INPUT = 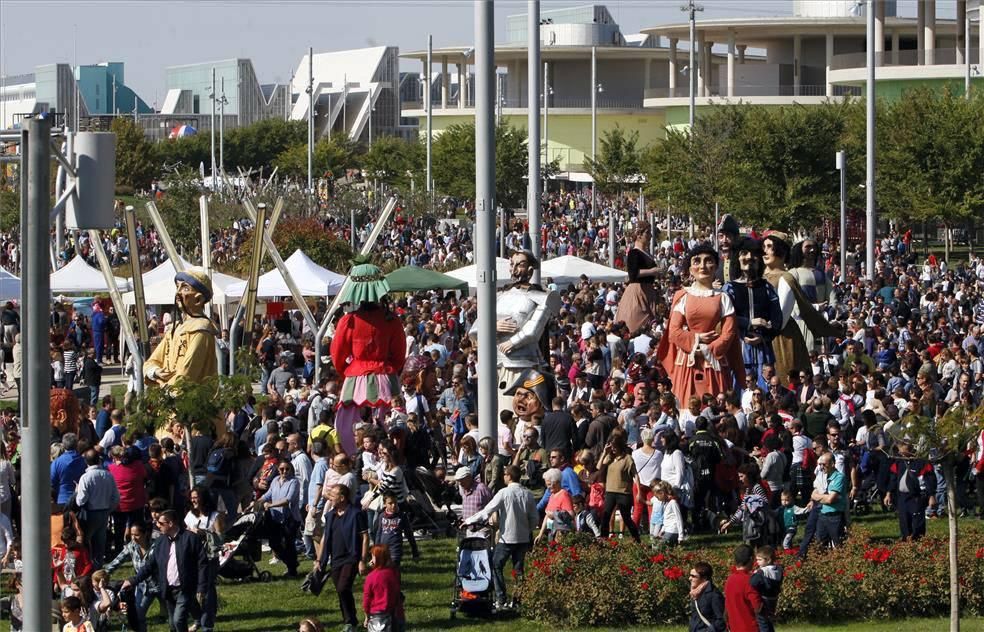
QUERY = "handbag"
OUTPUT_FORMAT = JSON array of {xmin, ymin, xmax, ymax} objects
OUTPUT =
[
  {"xmin": 301, "ymin": 566, "xmax": 328, "ymax": 596},
  {"xmin": 361, "ymin": 488, "xmax": 384, "ymax": 512},
  {"xmin": 367, "ymin": 613, "xmax": 392, "ymax": 632}
]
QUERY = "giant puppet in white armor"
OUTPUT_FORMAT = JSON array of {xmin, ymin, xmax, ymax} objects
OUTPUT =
[{"xmin": 470, "ymin": 250, "xmax": 560, "ymax": 413}]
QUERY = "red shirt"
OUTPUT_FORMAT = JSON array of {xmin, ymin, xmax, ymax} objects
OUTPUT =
[
  {"xmin": 330, "ymin": 308, "xmax": 406, "ymax": 377},
  {"xmin": 724, "ymin": 568, "xmax": 762, "ymax": 632},
  {"xmin": 109, "ymin": 460, "xmax": 148, "ymax": 513},
  {"xmin": 362, "ymin": 566, "xmax": 402, "ymax": 618}
]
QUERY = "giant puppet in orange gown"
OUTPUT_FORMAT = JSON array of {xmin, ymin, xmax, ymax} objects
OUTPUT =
[{"xmin": 656, "ymin": 244, "xmax": 744, "ymax": 409}]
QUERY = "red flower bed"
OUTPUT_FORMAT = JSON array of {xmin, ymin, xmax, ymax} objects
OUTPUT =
[{"xmin": 516, "ymin": 531, "xmax": 984, "ymax": 627}]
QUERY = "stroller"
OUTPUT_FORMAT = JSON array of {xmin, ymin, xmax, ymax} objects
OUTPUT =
[
  {"xmin": 218, "ymin": 510, "xmax": 272, "ymax": 583},
  {"xmin": 450, "ymin": 525, "xmax": 495, "ymax": 620}
]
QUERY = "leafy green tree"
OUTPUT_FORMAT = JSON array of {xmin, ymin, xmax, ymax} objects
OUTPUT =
[
  {"xmin": 0, "ymin": 190, "xmax": 19, "ymax": 231},
  {"xmin": 362, "ymin": 136, "xmax": 425, "ymax": 191},
  {"xmin": 111, "ymin": 118, "xmax": 157, "ymax": 192},
  {"xmin": 878, "ymin": 88, "xmax": 984, "ymax": 251},
  {"xmin": 585, "ymin": 125, "xmax": 641, "ymax": 199},
  {"xmin": 229, "ymin": 217, "xmax": 354, "ymax": 276},
  {"xmin": 154, "ymin": 133, "xmax": 210, "ymax": 176},
  {"xmin": 273, "ymin": 137, "xmax": 360, "ymax": 182},
  {"xmin": 222, "ymin": 119, "xmax": 307, "ymax": 172},
  {"xmin": 432, "ymin": 122, "xmax": 543, "ymax": 208}
]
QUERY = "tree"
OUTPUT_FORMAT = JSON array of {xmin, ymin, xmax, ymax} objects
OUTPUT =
[
  {"xmin": 362, "ymin": 136, "xmax": 425, "ymax": 191},
  {"xmin": 229, "ymin": 216, "xmax": 354, "ymax": 277},
  {"xmin": 585, "ymin": 125, "xmax": 641, "ymax": 199},
  {"xmin": 111, "ymin": 117, "xmax": 156, "ymax": 192},
  {"xmin": 222, "ymin": 118, "xmax": 307, "ymax": 172},
  {"xmin": 272, "ymin": 137, "xmax": 360, "ymax": 182},
  {"xmin": 895, "ymin": 403, "xmax": 984, "ymax": 632},
  {"xmin": 878, "ymin": 88, "xmax": 984, "ymax": 259},
  {"xmin": 431, "ymin": 122, "xmax": 542, "ymax": 208}
]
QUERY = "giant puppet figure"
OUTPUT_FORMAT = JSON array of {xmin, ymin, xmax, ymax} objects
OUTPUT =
[
  {"xmin": 144, "ymin": 267, "xmax": 218, "ymax": 388},
  {"xmin": 331, "ymin": 258, "xmax": 406, "ymax": 455},
  {"xmin": 657, "ymin": 244, "xmax": 744, "ymax": 408},
  {"xmin": 470, "ymin": 250, "xmax": 560, "ymax": 414},
  {"xmin": 723, "ymin": 238, "xmax": 783, "ymax": 390},
  {"xmin": 761, "ymin": 232, "xmax": 843, "ymax": 385},
  {"xmin": 789, "ymin": 237, "xmax": 833, "ymax": 352},
  {"xmin": 714, "ymin": 214, "xmax": 741, "ymax": 287}
]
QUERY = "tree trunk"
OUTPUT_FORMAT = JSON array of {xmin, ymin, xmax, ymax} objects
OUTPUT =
[
  {"xmin": 183, "ymin": 428, "xmax": 196, "ymax": 493},
  {"xmin": 944, "ymin": 224, "xmax": 951, "ymax": 266},
  {"xmin": 945, "ymin": 457, "xmax": 960, "ymax": 632}
]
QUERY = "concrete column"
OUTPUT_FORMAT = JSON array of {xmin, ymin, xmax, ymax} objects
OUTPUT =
[
  {"xmin": 957, "ymin": 0, "xmax": 966, "ymax": 64},
  {"xmin": 826, "ymin": 32, "xmax": 835, "ymax": 96},
  {"xmin": 917, "ymin": 0, "xmax": 925, "ymax": 65},
  {"xmin": 696, "ymin": 30, "xmax": 706, "ymax": 96},
  {"xmin": 925, "ymin": 0, "xmax": 936, "ymax": 65},
  {"xmin": 980, "ymin": 13, "xmax": 984, "ymax": 74},
  {"xmin": 645, "ymin": 58, "xmax": 652, "ymax": 92},
  {"xmin": 457, "ymin": 62, "xmax": 465, "ymax": 108},
  {"xmin": 703, "ymin": 40, "xmax": 714, "ymax": 96},
  {"xmin": 874, "ymin": 0, "xmax": 885, "ymax": 66},
  {"xmin": 793, "ymin": 34, "xmax": 802, "ymax": 96},
  {"xmin": 441, "ymin": 57, "xmax": 449, "ymax": 109},
  {"xmin": 669, "ymin": 38, "xmax": 678, "ymax": 97},
  {"xmin": 727, "ymin": 30, "xmax": 735, "ymax": 98},
  {"xmin": 422, "ymin": 58, "xmax": 428, "ymax": 103},
  {"xmin": 738, "ymin": 44, "xmax": 747, "ymax": 64},
  {"xmin": 891, "ymin": 30, "xmax": 900, "ymax": 65}
]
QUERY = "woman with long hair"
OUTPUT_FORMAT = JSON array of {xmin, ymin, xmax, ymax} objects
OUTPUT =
[
  {"xmin": 185, "ymin": 485, "xmax": 225, "ymax": 632},
  {"xmin": 367, "ymin": 440, "xmax": 420, "ymax": 560},
  {"xmin": 598, "ymin": 428, "xmax": 641, "ymax": 542}
]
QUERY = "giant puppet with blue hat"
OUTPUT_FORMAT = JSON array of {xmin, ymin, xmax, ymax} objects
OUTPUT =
[
  {"xmin": 144, "ymin": 266, "xmax": 219, "ymax": 388},
  {"xmin": 330, "ymin": 256, "xmax": 407, "ymax": 454}
]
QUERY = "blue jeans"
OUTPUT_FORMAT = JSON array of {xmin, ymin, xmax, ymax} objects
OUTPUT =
[
  {"xmin": 491, "ymin": 542, "xmax": 529, "ymax": 604},
  {"xmin": 797, "ymin": 504, "xmax": 821, "ymax": 558},
  {"xmin": 164, "ymin": 586, "xmax": 201, "ymax": 632},
  {"xmin": 260, "ymin": 365, "xmax": 272, "ymax": 395},
  {"xmin": 817, "ymin": 512, "xmax": 845, "ymax": 548},
  {"xmin": 88, "ymin": 384, "xmax": 99, "ymax": 406},
  {"xmin": 124, "ymin": 582, "xmax": 157, "ymax": 632}
]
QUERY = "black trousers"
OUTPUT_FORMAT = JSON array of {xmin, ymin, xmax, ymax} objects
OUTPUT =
[
  {"xmin": 331, "ymin": 562, "xmax": 359, "ymax": 625},
  {"xmin": 266, "ymin": 515, "xmax": 298, "ymax": 573},
  {"xmin": 601, "ymin": 491, "xmax": 640, "ymax": 542},
  {"xmin": 897, "ymin": 492, "xmax": 927, "ymax": 540}
]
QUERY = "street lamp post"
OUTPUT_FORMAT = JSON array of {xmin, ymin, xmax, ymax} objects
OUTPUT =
[
  {"xmin": 528, "ymin": 0, "xmax": 542, "ymax": 283},
  {"xmin": 967, "ymin": 2, "xmax": 979, "ymax": 98},
  {"xmin": 682, "ymin": 1, "xmax": 703, "ymax": 128},
  {"xmin": 837, "ymin": 150, "xmax": 847, "ymax": 283},
  {"xmin": 865, "ymin": 0, "xmax": 876, "ymax": 280},
  {"xmin": 219, "ymin": 77, "xmax": 227, "ymax": 196},
  {"xmin": 543, "ymin": 61, "xmax": 551, "ymax": 198},
  {"xmin": 210, "ymin": 68, "xmax": 217, "ymax": 193}
]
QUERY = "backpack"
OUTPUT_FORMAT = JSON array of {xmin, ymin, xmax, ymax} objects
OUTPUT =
[
  {"xmin": 689, "ymin": 434, "xmax": 721, "ymax": 484},
  {"xmin": 801, "ymin": 446, "xmax": 818, "ymax": 472},
  {"xmin": 206, "ymin": 448, "xmax": 232, "ymax": 483}
]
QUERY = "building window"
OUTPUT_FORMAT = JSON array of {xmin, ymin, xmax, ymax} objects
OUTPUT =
[{"xmin": 95, "ymin": 84, "xmax": 100, "ymax": 95}]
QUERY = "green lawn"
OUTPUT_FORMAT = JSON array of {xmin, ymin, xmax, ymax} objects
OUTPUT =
[{"xmin": 131, "ymin": 511, "xmax": 984, "ymax": 632}]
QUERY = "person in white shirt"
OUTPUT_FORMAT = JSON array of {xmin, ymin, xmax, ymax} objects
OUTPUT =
[{"xmin": 463, "ymin": 466, "xmax": 538, "ymax": 609}]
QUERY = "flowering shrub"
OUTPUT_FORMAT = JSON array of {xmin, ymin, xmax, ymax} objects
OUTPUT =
[{"xmin": 517, "ymin": 530, "xmax": 984, "ymax": 627}]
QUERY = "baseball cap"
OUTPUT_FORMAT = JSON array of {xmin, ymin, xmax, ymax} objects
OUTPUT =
[{"xmin": 454, "ymin": 467, "xmax": 472, "ymax": 481}]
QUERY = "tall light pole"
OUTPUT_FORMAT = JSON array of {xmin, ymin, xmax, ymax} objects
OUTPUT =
[
  {"xmin": 682, "ymin": 1, "xmax": 703, "ymax": 128},
  {"xmin": 837, "ymin": 150, "xmax": 847, "ymax": 283},
  {"xmin": 475, "ymin": 0, "xmax": 497, "ymax": 444},
  {"xmin": 528, "ymin": 0, "xmax": 542, "ymax": 283},
  {"xmin": 543, "ymin": 61, "xmax": 550, "ymax": 198},
  {"xmin": 219, "ymin": 77, "xmax": 227, "ymax": 195},
  {"xmin": 865, "ymin": 0, "xmax": 876, "ymax": 280},
  {"xmin": 369, "ymin": 105, "xmax": 374, "ymax": 148},
  {"xmin": 306, "ymin": 47, "xmax": 314, "ymax": 197},
  {"xmin": 967, "ymin": 2, "xmax": 979, "ymax": 99},
  {"xmin": 426, "ymin": 35, "xmax": 433, "ymax": 196},
  {"xmin": 210, "ymin": 67, "xmax": 217, "ymax": 192}
]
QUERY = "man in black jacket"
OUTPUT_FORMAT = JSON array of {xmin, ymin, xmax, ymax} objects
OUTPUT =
[
  {"xmin": 688, "ymin": 560, "xmax": 726, "ymax": 631},
  {"xmin": 541, "ymin": 396, "xmax": 576, "ymax": 454},
  {"xmin": 884, "ymin": 439, "xmax": 937, "ymax": 540},
  {"xmin": 123, "ymin": 510, "xmax": 208, "ymax": 632}
]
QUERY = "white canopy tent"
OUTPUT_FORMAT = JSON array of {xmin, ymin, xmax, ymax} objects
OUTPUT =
[
  {"xmin": 122, "ymin": 269, "xmax": 243, "ymax": 307},
  {"xmin": 0, "ymin": 268, "xmax": 19, "ymax": 302},
  {"xmin": 225, "ymin": 249, "xmax": 346, "ymax": 299},
  {"xmin": 140, "ymin": 257, "xmax": 195, "ymax": 287},
  {"xmin": 540, "ymin": 255, "xmax": 628, "ymax": 288},
  {"xmin": 445, "ymin": 257, "xmax": 513, "ymax": 289},
  {"xmin": 50, "ymin": 255, "xmax": 131, "ymax": 294}
]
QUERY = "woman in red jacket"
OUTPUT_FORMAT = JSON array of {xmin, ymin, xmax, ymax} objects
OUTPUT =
[
  {"xmin": 362, "ymin": 544, "xmax": 403, "ymax": 632},
  {"xmin": 331, "ymin": 259, "xmax": 406, "ymax": 455},
  {"xmin": 108, "ymin": 445, "xmax": 149, "ymax": 555}
]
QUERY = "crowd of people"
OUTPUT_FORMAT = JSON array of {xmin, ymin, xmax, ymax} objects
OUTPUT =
[{"xmin": 0, "ymin": 187, "xmax": 982, "ymax": 632}]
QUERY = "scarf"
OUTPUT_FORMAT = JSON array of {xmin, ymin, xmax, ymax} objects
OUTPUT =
[{"xmin": 689, "ymin": 580, "xmax": 709, "ymax": 601}]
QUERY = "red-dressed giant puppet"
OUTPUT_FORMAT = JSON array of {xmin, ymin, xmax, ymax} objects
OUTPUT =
[{"xmin": 330, "ymin": 258, "xmax": 406, "ymax": 454}]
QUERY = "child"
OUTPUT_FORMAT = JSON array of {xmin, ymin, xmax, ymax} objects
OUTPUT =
[
  {"xmin": 571, "ymin": 494, "xmax": 601, "ymax": 538},
  {"xmin": 373, "ymin": 493, "xmax": 406, "ymax": 568},
  {"xmin": 778, "ymin": 490, "xmax": 810, "ymax": 550},
  {"xmin": 648, "ymin": 486, "xmax": 666, "ymax": 546},
  {"xmin": 750, "ymin": 545, "xmax": 784, "ymax": 632},
  {"xmin": 60, "ymin": 596, "xmax": 95, "ymax": 632},
  {"xmin": 652, "ymin": 481, "xmax": 683, "ymax": 546}
]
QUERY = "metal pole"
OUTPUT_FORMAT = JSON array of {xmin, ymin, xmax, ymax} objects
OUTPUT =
[
  {"xmin": 837, "ymin": 150, "xmax": 847, "ymax": 283},
  {"xmin": 688, "ymin": 2, "xmax": 697, "ymax": 128},
  {"xmin": 210, "ymin": 68, "xmax": 217, "ymax": 192},
  {"xmin": 500, "ymin": 206, "xmax": 506, "ymax": 258},
  {"xmin": 307, "ymin": 47, "xmax": 314, "ymax": 196},
  {"xmin": 528, "ymin": 0, "xmax": 541, "ymax": 283},
  {"xmin": 351, "ymin": 208, "xmax": 356, "ymax": 250},
  {"xmin": 220, "ymin": 77, "xmax": 225, "ymax": 194},
  {"xmin": 475, "ymin": 0, "xmax": 497, "ymax": 444},
  {"xmin": 22, "ymin": 115, "xmax": 53, "ymax": 632},
  {"xmin": 125, "ymin": 205, "xmax": 150, "ymax": 356},
  {"xmin": 713, "ymin": 201, "xmax": 719, "ymax": 250},
  {"xmin": 966, "ymin": 6, "xmax": 973, "ymax": 98},
  {"xmin": 426, "ymin": 35, "xmax": 433, "ymax": 194},
  {"xmin": 865, "ymin": 0, "xmax": 876, "ymax": 280},
  {"xmin": 543, "ymin": 61, "xmax": 549, "ymax": 198}
]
